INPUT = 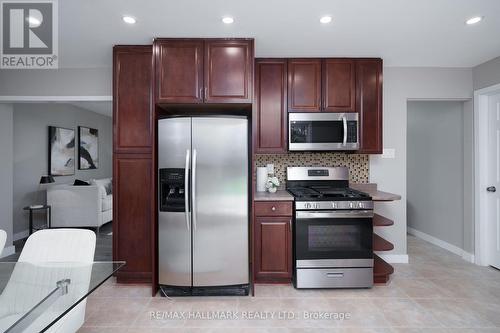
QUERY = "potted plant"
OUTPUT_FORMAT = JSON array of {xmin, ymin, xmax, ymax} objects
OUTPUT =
[{"xmin": 266, "ymin": 176, "xmax": 280, "ymax": 193}]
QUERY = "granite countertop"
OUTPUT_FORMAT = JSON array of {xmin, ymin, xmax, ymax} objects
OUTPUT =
[
  {"xmin": 253, "ymin": 184, "xmax": 400, "ymax": 202},
  {"xmin": 254, "ymin": 189, "xmax": 294, "ymax": 201},
  {"xmin": 350, "ymin": 183, "xmax": 402, "ymax": 201}
]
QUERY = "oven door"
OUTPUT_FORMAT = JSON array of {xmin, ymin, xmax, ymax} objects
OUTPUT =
[
  {"xmin": 289, "ymin": 113, "xmax": 359, "ymax": 151},
  {"xmin": 295, "ymin": 210, "xmax": 373, "ymax": 268}
]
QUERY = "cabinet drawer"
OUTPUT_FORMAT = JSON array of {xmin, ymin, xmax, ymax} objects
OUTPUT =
[{"xmin": 255, "ymin": 201, "xmax": 292, "ymax": 216}]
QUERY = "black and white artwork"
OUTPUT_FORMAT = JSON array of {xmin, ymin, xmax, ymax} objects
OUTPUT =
[
  {"xmin": 78, "ymin": 126, "xmax": 99, "ymax": 170},
  {"xmin": 48, "ymin": 126, "xmax": 75, "ymax": 176}
]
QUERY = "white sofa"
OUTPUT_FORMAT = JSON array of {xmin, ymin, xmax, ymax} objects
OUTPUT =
[{"xmin": 47, "ymin": 178, "xmax": 112, "ymax": 230}]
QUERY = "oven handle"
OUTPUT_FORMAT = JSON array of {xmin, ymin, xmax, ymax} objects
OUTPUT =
[{"xmin": 296, "ymin": 210, "xmax": 374, "ymax": 219}]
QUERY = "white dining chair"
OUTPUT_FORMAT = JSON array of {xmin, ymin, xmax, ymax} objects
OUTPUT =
[
  {"xmin": 18, "ymin": 228, "xmax": 96, "ymax": 263},
  {"xmin": 0, "ymin": 230, "xmax": 6, "ymax": 256},
  {"xmin": 0, "ymin": 229, "xmax": 96, "ymax": 333}
]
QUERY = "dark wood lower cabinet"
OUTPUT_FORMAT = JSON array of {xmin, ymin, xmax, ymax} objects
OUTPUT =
[
  {"xmin": 113, "ymin": 154, "xmax": 153, "ymax": 283},
  {"xmin": 254, "ymin": 202, "xmax": 293, "ymax": 283}
]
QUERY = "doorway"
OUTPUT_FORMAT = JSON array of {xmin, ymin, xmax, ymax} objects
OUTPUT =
[
  {"xmin": 475, "ymin": 84, "xmax": 500, "ymax": 269},
  {"xmin": 407, "ymin": 100, "xmax": 474, "ymax": 261},
  {"xmin": 0, "ymin": 96, "xmax": 113, "ymax": 262}
]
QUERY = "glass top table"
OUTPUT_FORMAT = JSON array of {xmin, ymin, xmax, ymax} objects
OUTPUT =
[{"xmin": 0, "ymin": 261, "xmax": 125, "ymax": 333}]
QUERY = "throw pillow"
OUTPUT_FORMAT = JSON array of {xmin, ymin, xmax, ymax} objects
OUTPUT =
[
  {"xmin": 74, "ymin": 179, "xmax": 90, "ymax": 186},
  {"xmin": 105, "ymin": 181, "xmax": 112, "ymax": 195}
]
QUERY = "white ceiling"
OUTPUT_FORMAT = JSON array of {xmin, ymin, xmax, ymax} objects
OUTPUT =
[
  {"xmin": 69, "ymin": 101, "xmax": 112, "ymax": 117},
  {"xmin": 59, "ymin": 0, "xmax": 500, "ymax": 68}
]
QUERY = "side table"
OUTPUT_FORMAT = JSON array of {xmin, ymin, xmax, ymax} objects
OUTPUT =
[{"xmin": 23, "ymin": 205, "xmax": 51, "ymax": 235}]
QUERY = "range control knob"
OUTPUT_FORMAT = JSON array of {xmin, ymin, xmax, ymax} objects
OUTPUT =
[
  {"xmin": 357, "ymin": 202, "xmax": 363, "ymax": 208},
  {"xmin": 332, "ymin": 202, "xmax": 337, "ymax": 209},
  {"xmin": 349, "ymin": 202, "xmax": 354, "ymax": 209},
  {"xmin": 305, "ymin": 203, "xmax": 311, "ymax": 209},
  {"xmin": 314, "ymin": 203, "xmax": 320, "ymax": 209}
]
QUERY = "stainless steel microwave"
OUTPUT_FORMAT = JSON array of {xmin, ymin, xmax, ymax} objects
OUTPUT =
[{"xmin": 288, "ymin": 113, "xmax": 359, "ymax": 151}]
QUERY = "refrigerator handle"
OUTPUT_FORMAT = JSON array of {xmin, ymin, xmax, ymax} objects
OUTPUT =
[
  {"xmin": 192, "ymin": 149, "xmax": 197, "ymax": 231},
  {"xmin": 184, "ymin": 149, "xmax": 190, "ymax": 231}
]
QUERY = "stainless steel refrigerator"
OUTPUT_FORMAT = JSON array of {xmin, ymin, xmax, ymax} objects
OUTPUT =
[{"xmin": 158, "ymin": 116, "xmax": 249, "ymax": 296}]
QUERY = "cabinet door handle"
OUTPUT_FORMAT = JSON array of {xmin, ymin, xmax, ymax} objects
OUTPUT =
[
  {"xmin": 199, "ymin": 87, "xmax": 203, "ymax": 100},
  {"xmin": 271, "ymin": 206, "xmax": 276, "ymax": 211},
  {"xmin": 289, "ymin": 219, "xmax": 292, "ymax": 231}
]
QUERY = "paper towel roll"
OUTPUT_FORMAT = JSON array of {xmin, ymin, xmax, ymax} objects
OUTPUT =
[
  {"xmin": 266, "ymin": 163, "xmax": 275, "ymax": 175},
  {"xmin": 256, "ymin": 167, "xmax": 268, "ymax": 192}
]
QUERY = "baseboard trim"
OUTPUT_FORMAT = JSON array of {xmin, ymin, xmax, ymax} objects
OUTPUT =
[
  {"xmin": 13, "ymin": 230, "xmax": 29, "ymax": 241},
  {"xmin": 461, "ymin": 252, "xmax": 476, "ymax": 263},
  {"xmin": 408, "ymin": 227, "xmax": 475, "ymax": 263},
  {"xmin": 376, "ymin": 254, "xmax": 409, "ymax": 264},
  {"xmin": 0, "ymin": 245, "xmax": 15, "ymax": 258}
]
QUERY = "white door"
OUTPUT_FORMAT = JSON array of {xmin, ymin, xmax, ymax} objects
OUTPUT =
[{"xmin": 488, "ymin": 93, "xmax": 500, "ymax": 269}]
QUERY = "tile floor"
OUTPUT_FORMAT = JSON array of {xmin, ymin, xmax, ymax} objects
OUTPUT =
[{"xmin": 79, "ymin": 235, "xmax": 500, "ymax": 332}]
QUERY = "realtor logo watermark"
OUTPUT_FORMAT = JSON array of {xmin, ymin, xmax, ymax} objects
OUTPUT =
[{"xmin": 1, "ymin": 0, "xmax": 58, "ymax": 68}]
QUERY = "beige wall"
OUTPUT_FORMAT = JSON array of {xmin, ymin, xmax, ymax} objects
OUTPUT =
[
  {"xmin": 370, "ymin": 67, "xmax": 473, "ymax": 258},
  {"xmin": 0, "ymin": 104, "xmax": 14, "ymax": 257},
  {"xmin": 0, "ymin": 68, "xmax": 111, "ymax": 97},
  {"xmin": 473, "ymin": 56, "xmax": 500, "ymax": 90}
]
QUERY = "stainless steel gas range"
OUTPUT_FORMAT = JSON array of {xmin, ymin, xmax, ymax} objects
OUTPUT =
[{"xmin": 286, "ymin": 167, "xmax": 374, "ymax": 289}]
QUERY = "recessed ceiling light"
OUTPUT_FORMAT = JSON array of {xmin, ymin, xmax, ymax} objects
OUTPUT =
[
  {"xmin": 466, "ymin": 16, "xmax": 483, "ymax": 25},
  {"xmin": 122, "ymin": 16, "xmax": 136, "ymax": 24},
  {"xmin": 28, "ymin": 16, "xmax": 41, "ymax": 27},
  {"xmin": 320, "ymin": 16, "xmax": 332, "ymax": 24},
  {"xmin": 222, "ymin": 16, "xmax": 234, "ymax": 24}
]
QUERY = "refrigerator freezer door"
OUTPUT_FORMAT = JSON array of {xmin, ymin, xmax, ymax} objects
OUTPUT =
[
  {"xmin": 192, "ymin": 117, "xmax": 249, "ymax": 287},
  {"xmin": 158, "ymin": 117, "xmax": 192, "ymax": 287}
]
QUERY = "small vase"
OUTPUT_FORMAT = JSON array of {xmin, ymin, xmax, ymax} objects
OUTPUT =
[{"xmin": 268, "ymin": 187, "xmax": 277, "ymax": 193}]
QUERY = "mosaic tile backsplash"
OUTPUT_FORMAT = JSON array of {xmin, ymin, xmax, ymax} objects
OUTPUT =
[{"xmin": 255, "ymin": 153, "xmax": 369, "ymax": 184}]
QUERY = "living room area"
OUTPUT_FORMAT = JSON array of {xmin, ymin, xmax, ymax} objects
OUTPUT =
[{"xmin": 0, "ymin": 101, "xmax": 113, "ymax": 261}]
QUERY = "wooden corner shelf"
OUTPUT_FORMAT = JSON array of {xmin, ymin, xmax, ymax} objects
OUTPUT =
[
  {"xmin": 374, "ymin": 254, "xmax": 394, "ymax": 284},
  {"xmin": 373, "ymin": 213, "xmax": 394, "ymax": 227},
  {"xmin": 373, "ymin": 233, "xmax": 394, "ymax": 251}
]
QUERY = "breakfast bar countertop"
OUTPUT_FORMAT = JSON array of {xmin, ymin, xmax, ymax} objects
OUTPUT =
[{"xmin": 350, "ymin": 183, "xmax": 402, "ymax": 201}]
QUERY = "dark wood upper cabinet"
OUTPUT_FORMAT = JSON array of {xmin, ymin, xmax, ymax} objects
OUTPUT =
[
  {"xmin": 254, "ymin": 216, "xmax": 292, "ymax": 282},
  {"xmin": 356, "ymin": 59, "xmax": 383, "ymax": 154},
  {"xmin": 155, "ymin": 40, "xmax": 204, "ymax": 104},
  {"xmin": 204, "ymin": 39, "xmax": 253, "ymax": 103},
  {"xmin": 323, "ymin": 59, "xmax": 356, "ymax": 112},
  {"xmin": 113, "ymin": 46, "xmax": 153, "ymax": 153},
  {"xmin": 287, "ymin": 59, "xmax": 322, "ymax": 112},
  {"xmin": 154, "ymin": 38, "xmax": 253, "ymax": 105},
  {"xmin": 254, "ymin": 59, "xmax": 287, "ymax": 153}
]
